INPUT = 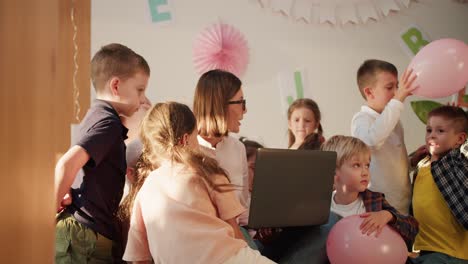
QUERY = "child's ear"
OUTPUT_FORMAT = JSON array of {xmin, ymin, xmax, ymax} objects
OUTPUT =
[
  {"xmin": 333, "ymin": 168, "xmax": 340, "ymax": 183},
  {"xmin": 179, "ymin": 133, "xmax": 189, "ymax": 146},
  {"xmin": 363, "ymin": 86, "xmax": 373, "ymax": 99},
  {"xmin": 126, "ymin": 167, "xmax": 136, "ymax": 184},
  {"xmin": 456, "ymin": 132, "xmax": 467, "ymax": 147},
  {"xmin": 109, "ymin": 77, "xmax": 120, "ymax": 96}
]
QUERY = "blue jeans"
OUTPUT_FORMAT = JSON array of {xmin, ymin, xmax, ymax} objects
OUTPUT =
[
  {"xmin": 411, "ymin": 252, "xmax": 468, "ymax": 264},
  {"xmin": 260, "ymin": 212, "xmax": 342, "ymax": 264}
]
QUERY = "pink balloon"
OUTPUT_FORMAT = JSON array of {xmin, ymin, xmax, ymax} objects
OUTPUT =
[
  {"xmin": 326, "ymin": 215, "xmax": 407, "ymax": 264},
  {"xmin": 408, "ymin": 38, "xmax": 468, "ymax": 99}
]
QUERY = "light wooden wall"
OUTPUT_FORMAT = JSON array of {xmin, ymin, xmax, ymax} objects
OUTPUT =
[
  {"xmin": 0, "ymin": 0, "xmax": 90, "ymax": 262},
  {"xmin": 56, "ymin": 0, "xmax": 91, "ymax": 153}
]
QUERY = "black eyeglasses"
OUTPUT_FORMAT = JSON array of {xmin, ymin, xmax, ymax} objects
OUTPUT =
[{"xmin": 228, "ymin": 99, "xmax": 246, "ymax": 111}]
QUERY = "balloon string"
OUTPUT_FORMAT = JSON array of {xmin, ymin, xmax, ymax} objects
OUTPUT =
[{"xmin": 71, "ymin": 0, "xmax": 81, "ymax": 122}]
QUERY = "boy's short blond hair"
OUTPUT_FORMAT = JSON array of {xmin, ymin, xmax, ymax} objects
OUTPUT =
[
  {"xmin": 91, "ymin": 43, "xmax": 150, "ymax": 93},
  {"xmin": 321, "ymin": 135, "xmax": 370, "ymax": 168},
  {"xmin": 356, "ymin": 59, "xmax": 398, "ymax": 99}
]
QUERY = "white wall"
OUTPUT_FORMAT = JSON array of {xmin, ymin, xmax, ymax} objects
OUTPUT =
[{"xmin": 91, "ymin": 0, "xmax": 468, "ymax": 152}]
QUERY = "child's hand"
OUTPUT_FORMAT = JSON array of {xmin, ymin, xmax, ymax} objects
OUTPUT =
[
  {"xmin": 122, "ymin": 96, "xmax": 152, "ymax": 142},
  {"xmin": 255, "ymin": 227, "xmax": 282, "ymax": 243},
  {"xmin": 359, "ymin": 210, "xmax": 394, "ymax": 237},
  {"xmin": 394, "ymin": 68, "xmax": 418, "ymax": 102},
  {"xmin": 57, "ymin": 191, "xmax": 72, "ymax": 213},
  {"xmin": 410, "ymin": 145, "xmax": 428, "ymax": 167}
]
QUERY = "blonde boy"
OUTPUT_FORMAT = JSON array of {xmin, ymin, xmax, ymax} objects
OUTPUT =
[
  {"xmin": 412, "ymin": 106, "xmax": 467, "ymax": 263},
  {"xmin": 351, "ymin": 59, "xmax": 417, "ymax": 215},
  {"xmin": 322, "ymin": 135, "xmax": 418, "ymax": 248},
  {"xmin": 55, "ymin": 43, "xmax": 150, "ymax": 263}
]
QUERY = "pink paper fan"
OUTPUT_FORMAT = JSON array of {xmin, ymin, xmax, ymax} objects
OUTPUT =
[{"xmin": 193, "ymin": 22, "xmax": 249, "ymax": 77}]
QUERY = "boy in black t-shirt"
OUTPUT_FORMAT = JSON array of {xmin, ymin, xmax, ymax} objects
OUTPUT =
[{"xmin": 54, "ymin": 43, "xmax": 150, "ymax": 263}]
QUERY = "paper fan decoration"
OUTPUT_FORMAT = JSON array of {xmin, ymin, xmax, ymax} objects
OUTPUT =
[
  {"xmin": 255, "ymin": 0, "xmax": 414, "ymax": 25},
  {"xmin": 193, "ymin": 22, "xmax": 249, "ymax": 77}
]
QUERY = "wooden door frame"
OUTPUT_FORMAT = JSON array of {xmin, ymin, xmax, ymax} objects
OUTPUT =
[{"xmin": 0, "ymin": 1, "xmax": 90, "ymax": 262}]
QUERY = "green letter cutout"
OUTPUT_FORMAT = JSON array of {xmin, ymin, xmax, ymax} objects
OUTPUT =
[
  {"xmin": 287, "ymin": 71, "xmax": 305, "ymax": 105},
  {"xmin": 401, "ymin": 27, "xmax": 429, "ymax": 55},
  {"xmin": 148, "ymin": 0, "xmax": 171, "ymax": 23}
]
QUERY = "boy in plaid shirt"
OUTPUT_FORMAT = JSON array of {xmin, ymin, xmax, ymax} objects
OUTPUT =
[
  {"xmin": 412, "ymin": 106, "xmax": 467, "ymax": 263},
  {"xmin": 321, "ymin": 135, "xmax": 419, "ymax": 249}
]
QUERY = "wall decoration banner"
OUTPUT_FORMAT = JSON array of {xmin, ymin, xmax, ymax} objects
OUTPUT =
[
  {"xmin": 148, "ymin": 0, "xmax": 173, "ymax": 24},
  {"xmin": 255, "ymin": 0, "xmax": 414, "ymax": 25},
  {"xmin": 193, "ymin": 22, "xmax": 249, "ymax": 77},
  {"xmin": 278, "ymin": 69, "xmax": 307, "ymax": 115},
  {"xmin": 399, "ymin": 24, "xmax": 430, "ymax": 58}
]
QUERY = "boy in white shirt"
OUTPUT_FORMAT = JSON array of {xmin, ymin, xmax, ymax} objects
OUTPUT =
[{"xmin": 351, "ymin": 59, "xmax": 417, "ymax": 215}]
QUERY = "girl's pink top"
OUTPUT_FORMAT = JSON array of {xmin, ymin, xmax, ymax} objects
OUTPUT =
[{"xmin": 123, "ymin": 161, "xmax": 247, "ymax": 263}]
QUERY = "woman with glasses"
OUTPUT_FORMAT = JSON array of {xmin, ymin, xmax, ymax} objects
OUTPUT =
[{"xmin": 193, "ymin": 69, "xmax": 251, "ymax": 226}]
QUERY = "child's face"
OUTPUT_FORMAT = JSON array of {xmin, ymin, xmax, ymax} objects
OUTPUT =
[
  {"xmin": 366, "ymin": 71, "xmax": 398, "ymax": 113},
  {"xmin": 115, "ymin": 71, "xmax": 149, "ymax": 117},
  {"xmin": 227, "ymin": 88, "xmax": 246, "ymax": 133},
  {"xmin": 335, "ymin": 153, "xmax": 370, "ymax": 194},
  {"xmin": 426, "ymin": 116, "xmax": 466, "ymax": 159},
  {"xmin": 288, "ymin": 107, "xmax": 318, "ymax": 143},
  {"xmin": 123, "ymin": 96, "xmax": 151, "ymax": 143},
  {"xmin": 247, "ymin": 154, "xmax": 256, "ymax": 192}
]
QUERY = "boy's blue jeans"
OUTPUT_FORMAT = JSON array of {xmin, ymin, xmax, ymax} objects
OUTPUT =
[
  {"xmin": 55, "ymin": 212, "xmax": 113, "ymax": 264},
  {"xmin": 411, "ymin": 252, "xmax": 468, "ymax": 264}
]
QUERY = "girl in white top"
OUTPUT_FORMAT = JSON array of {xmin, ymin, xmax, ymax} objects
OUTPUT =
[
  {"xmin": 122, "ymin": 102, "xmax": 274, "ymax": 264},
  {"xmin": 287, "ymin": 98, "xmax": 324, "ymax": 150},
  {"xmin": 193, "ymin": 69, "xmax": 250, "ymax": 225}
]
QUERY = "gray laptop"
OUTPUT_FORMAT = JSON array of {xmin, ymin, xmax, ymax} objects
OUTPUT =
[{"xmin": 248, "ymin": 148, "xmax": 336, "ymax": 228}]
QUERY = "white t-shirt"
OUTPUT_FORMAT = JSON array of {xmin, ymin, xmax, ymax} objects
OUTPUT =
[
  {"xmin": 198, "ymin": 135, "xmax": 250, "ymax": 225},
  {"xmin": 330, "ymin": 191, "xmax": 366, "ymax": 218},
  {"xmin": 351, "ymin": 99, "xmax": 411, "ymax": 215}
]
